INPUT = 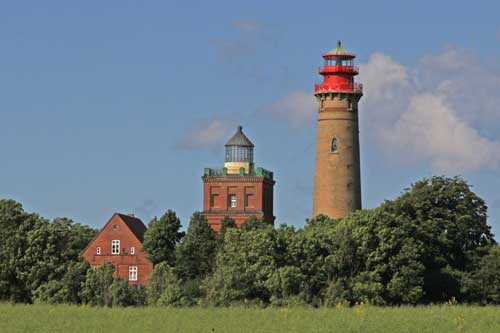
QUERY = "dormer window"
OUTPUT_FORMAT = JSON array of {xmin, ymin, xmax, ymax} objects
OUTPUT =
[
  {"xmin": 130, "ymin": 247, "xmax": 135, "ymax": 255},
  {"xmin": 111, "ymin": 240, "xmax": 120, "ymax": 255},
  {"xmin": 96, "ymin": 246, "xmax": 101, "ymax": 255}
]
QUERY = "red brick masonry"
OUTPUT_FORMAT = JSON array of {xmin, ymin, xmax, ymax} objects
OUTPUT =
[
  {"xmin": 202, "ymin": 176, "xmax": 275, "ymax": 231},
  {"xmin": 81, "ymin": 213, "xmax": 153, "ymax": 286}
]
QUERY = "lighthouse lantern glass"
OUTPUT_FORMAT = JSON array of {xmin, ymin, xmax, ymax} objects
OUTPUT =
[
  {"xmin": 226, "ymin": 146, "xmax": 253, "ymax": 163},
  {"xmin": 324, "ymin": 58, "xmax": 353, "ymax": 67}
]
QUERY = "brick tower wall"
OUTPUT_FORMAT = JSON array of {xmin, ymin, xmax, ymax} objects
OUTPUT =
[
  {"xmin": 202, "ymin": 176, "xmax": 275, "ymax": 231},
  {"xmin": 313, "ymin": 93, "xmax": 361, "ymax": 219}
]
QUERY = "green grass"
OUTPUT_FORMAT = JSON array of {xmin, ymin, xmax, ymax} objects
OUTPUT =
[{"xmin": 0, "ymin": 304, "xmax": 499, "ymax": 333}]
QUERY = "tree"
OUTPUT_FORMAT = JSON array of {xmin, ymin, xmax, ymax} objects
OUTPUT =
[
  {"xmin": 291, "ymin": 215, "xmax": 340, "ymax": 304},
  {"xmin": 318, "ymin": 176, "xmax": 494, "ymax": 305},
  {"xmin": 220, "ymin": 216, "xmax": 236, "ymax": 236},
  {"xmin": 0, "ymin": 199, "xmax": 97, "ymax": 303},
  {"xmin": 176, "ymin": 212, "xmax": 217, "ymax": 281},
  {"xmin": 380, "ymin": 176, "xmax": 495, "ymax": 302},
  {"xmin": 33, "ymin": 261, "xmax": 90, "ymax": 304},
  {"xmin": 143, "ymin": 210, "xmax": 184, "ymax": 265},
  {"xmin": 129, "ymin": 285, "xmax": 147, "ymax": 306},
  {"xmin": 340, "ymin": 209, "xmax": 425, "ymax": 305},
  {"xmin": 110, "ymin": 278, "xmax": 133, "ymax": 307},
  {"xmin": 241, "ymin": 215, "xmax": 268, "ymax": 231},
  {"xmin": 0, "ymin": 199, "xmax": 36, "ymax": 302},
  {"xmin": 266, "ymin": 266, "xmax": 306, "ymax": 305},
  {"xmin": 2, "ymin": 174, "xmax": 498, "ymax": 306},
  {"xmin": 147, "ymin": 262, "xmax": 188, "ymax": 306},
  {"xmin": 80, "ymin": 262, "xmax": 115, "ymax": 307},
  {"xmin": 204, "ymin": 225, "xmax": 277, "ymax": 305},
  {"xmin": 463, "ymin": 246, "xmax": 500, "ymax": 304},
  {"xmin": 109, "ymin": 277, "xmax": 147, "ymax": 307}
]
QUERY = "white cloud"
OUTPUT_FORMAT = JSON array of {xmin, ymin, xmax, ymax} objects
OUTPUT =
[
  {"xmin": 359, "ymin": 47, "xmax": 500, "ymax": 173},
  {"xmin": 260, "ymin": 91, "xmax": 316, "ymax": 128},
  {"xmin": 420, "ymin": 46, "xmax": 474, "ymax": 73},
  {"xmin": 383, "ymin": 94, "xmax": 500, "ymax": 172},
  {"xmin": 417, "ymin": 47, "xmax": 500, "ymax": 127},
  {"xmin": 359, "ymin": 53, "xmax": 410, "ymax": 101},
  {"xmin": 176, "ymin": 116, "xmax": 238, "ymax": 151}
]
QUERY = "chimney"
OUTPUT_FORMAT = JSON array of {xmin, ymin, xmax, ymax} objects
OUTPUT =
[{"xmin": 128, "ymin": 213, "xmax": 135, "ymax": 217}]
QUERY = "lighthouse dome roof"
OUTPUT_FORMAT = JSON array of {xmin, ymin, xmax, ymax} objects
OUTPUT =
[
  {"xmin": 324, "ymin": 40, "xmax": 355, "ymax": 58},
  {"xmin": 225, "ymin": 125, "xmax": 254, "ymax": 147}
]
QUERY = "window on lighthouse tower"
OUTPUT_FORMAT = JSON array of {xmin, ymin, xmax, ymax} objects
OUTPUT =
[{"xmin": 331, "ymin": 138, "xmax": 338, "ymax": 153}]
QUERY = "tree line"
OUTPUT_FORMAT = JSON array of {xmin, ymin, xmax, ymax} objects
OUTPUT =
[{"xmin": 1, "ymin": 176, "xmax": 499, "ymax": 307}]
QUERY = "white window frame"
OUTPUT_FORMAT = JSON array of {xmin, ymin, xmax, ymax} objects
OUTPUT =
[
  {"xmin": 96, "ymin": 246, "xmax": 101, "ymax": 255},
  {"xmin": 230, "ymin": 194, "xmax": 237, "ymax": 208},
  {"xmin": 111, "ymin": 240, "xmax": 120, "ymax": 255},
  {"xmin": 128, "ymin": 266, "xmax": 138, "ymax": 281},
  {"xmin": 130, "ymin": 247, "xmax": 135, "ymax": 255}
]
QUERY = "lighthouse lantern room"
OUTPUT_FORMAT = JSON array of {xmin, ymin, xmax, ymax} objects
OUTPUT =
[{"xmin": 314, "ymin": 40, "xmax": 363, "ymax": 94}]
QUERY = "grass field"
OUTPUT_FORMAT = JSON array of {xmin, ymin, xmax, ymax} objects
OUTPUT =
[{"xmin": 1, "ymin": 304, "xmax": 499, "ymax": 332}]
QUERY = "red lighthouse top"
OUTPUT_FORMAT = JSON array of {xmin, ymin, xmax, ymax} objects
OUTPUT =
[{"xmin": 314, "ymin": 41, "xmax": 363, "ymax": 95}]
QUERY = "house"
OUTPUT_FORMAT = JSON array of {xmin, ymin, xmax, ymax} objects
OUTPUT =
[{"xmin": 81, "ymin": 213, "xmax": 153, "ymax": 286}]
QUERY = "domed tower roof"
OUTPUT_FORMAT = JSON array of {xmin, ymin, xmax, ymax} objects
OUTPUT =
[
  {"xmin": 225, "ymin": 125, "xmax": 254, "ymax": 148},
  {"xmin": 324, "ymin": 40, "xmax": 355, "ymax": 58}
]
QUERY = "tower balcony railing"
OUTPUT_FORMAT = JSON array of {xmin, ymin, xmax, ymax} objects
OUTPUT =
[
  {"xmin": 314, "ymin": 82, "xmax": 363, "ymax": 94},
  {"xmin": 318, "ymin": 65, "xmax": 359, "ymax": 74}
]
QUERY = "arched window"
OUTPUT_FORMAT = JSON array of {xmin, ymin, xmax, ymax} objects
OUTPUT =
[{"xmin": 331, "ymin": 138, "xmax": 338, "ymax": 153}]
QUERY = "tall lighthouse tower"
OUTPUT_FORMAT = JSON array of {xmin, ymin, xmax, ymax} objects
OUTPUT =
[{"xmin": 312, "ymin": 41, "xmax": 363, "ymax": 219}]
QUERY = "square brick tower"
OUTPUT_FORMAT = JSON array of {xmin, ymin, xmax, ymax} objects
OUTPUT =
[{"xmin": 202, "ymin": 125, "xmax": 275, "ymax": 231}]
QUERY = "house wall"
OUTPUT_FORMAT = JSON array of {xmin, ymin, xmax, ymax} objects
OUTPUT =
[{"xmin": 81, "ymin": 214, "xmax": 153, "ymax": 286}]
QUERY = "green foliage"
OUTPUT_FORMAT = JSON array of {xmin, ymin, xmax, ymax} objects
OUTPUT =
[
  {"xmin": 204, "ymin": 225, "xmax": 277, "ymax": 305},
  {"xmin": 110, "ymin": 278, "xmax": 133, "ymax": 307},
  {"xmin": 463, "ymin": 246, "xmax": 500, "ymax": 304},
  {"xmin": 143, "ymin": 210, "xmax": 184, "ymax": 265},
  {"xmin": 175, "ymin": 212, "xmax": 217, "ymax": 280},
  {"xmin": 79, "ymin": 262, "xmax": 144, "ymax": 307},
  {"xmin": 80, "ymin": 262, "xmax": 115, "ymax": 307},
  {"xmin": 109, "ymin": 278, "xmax": 146, "ymax": 307},
  {"xmin": 147, "ymin": 262, "xmax": 193, "ymax": 306},
  {"xmin": 0, "ymin": 199, "xmax": 97, "ymax": 303},
  {"xmin": 220, "ymin": 216, "xmax": 236, "ymax": 236},
  {"xmin": 146, "ymin": 262, "xmax": 173, "ymax": 305},
  {"xmin": 33, "ymin": 261, "xmax": 90, "ymax": 304},
  {"xmin": 241, "ymin": 215, "xmax": 268, "ymax": 231},
  {"xmin": 129, "ymin": 286, "xmax": 147, "ymax": 306},
  {"xmin": 157, "ymin": 281, "xmax": 184, "ymax": 307},
  {"xmin": 266, "ymin": 266, "xmax": 305, "ymax": 302},
  {"xmin": 0, "ymin": 175, "xmax": 498, "ymax": 307},
  {"xmin": 380, "ymin": 176, "xmax": 495, "ymax": 302},
  {"xmin": 323, "ymin": 278, "xmax": 352, "ymax": 306}
]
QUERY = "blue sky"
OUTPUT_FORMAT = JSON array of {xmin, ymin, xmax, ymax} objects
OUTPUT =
[{"xmin": 2, "ymin": 1, "xmax": 500, "ymax": 237}]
